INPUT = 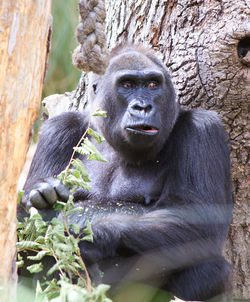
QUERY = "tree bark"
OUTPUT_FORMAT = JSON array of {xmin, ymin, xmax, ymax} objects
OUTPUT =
[
  {"xmin": 0, "ymin": 1, "xmax": 52, "ymax": 300},
  {"xmin": 105, "ymin": 0, "xmax": 249, "ymax": 299}
]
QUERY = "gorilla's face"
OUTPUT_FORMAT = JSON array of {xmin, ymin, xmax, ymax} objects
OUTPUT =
[{"xmin": 90, "ymin": 51, "xmax": 178, "ymax": 162}]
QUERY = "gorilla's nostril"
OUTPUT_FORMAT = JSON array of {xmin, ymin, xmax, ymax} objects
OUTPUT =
[
  {"xmin": 237, "ymin": 37, "xmax": 250, "ymax": 66},
  {"xmin": 134, "ymin": 105, "xmax": 143, "ymax": 111},
  {"xmin": 133, "ymin": 104, "xmax": 152, "ymax": 112}
]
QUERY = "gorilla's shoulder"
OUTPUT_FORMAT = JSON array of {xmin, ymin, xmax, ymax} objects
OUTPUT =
[
  {"xmin": 191, "ymin": 109, "xmax": 222, "ymax": 125},
  {"xmin": 42, "ymin": 111, "xmax": 89, "ymax": 134},
  {"xmin": 37, "ymin": 112, "xmax": 90, "ymax": 148},
  {"xmin": 174, "ymin": 108, "xmax": 228, "ymax": 142},
  {"xmin": 178, "ymin": 108, "xmax": 223, "ymax": 129}
]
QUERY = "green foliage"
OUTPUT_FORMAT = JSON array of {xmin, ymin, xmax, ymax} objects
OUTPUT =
[
  {"xmin": 91, "ymin": 109, "xmax": 107, "ymax": 118},
  {"xmin": 73, "ymin": 138, "xmax": 107, "ymax": 163},
  {"xmin": 17, "ymin": 111, "xmax": 110, "ymax": 301},
  {"xmin": 17, "ymin": 190, "xmax": 25, "ymax": 204},
  {"xmin": 42, "ymin": 0, "xmax": 81, "ymax": 97},
  {"xmin": 17, "ymin": 187, "xmax": 110, "ymax": 301},
  {"xmin": 88, "ymin": 128, "xmax": 105, "ymax": 144},
  {"xmin": 58, "ymin": 109, "xmax": 107, "ymax": 189}
]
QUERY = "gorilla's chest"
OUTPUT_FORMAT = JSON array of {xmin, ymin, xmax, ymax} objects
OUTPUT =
[{"xmin": 80, "ymin": 158, "xmax": 165, "ymax": 206}]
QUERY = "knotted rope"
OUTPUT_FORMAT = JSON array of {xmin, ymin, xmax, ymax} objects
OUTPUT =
[{"xmin": 72, "ymin": 0, "xmax": 109, "ymax": 75}]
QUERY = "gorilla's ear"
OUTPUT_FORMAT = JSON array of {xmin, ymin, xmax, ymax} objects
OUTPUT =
[
  {"xmin": 88, "ymin": 72, "xmax": 102, "ymax": 95},
  {"xmin": 92, "ymin": 83, "xmax": 98, "ymax": 94}
]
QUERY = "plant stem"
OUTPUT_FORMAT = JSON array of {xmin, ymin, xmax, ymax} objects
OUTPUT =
[
  {"xmin": 60, "ymin": 210, "xmax": 92, "ymax": 293},
  {"xmin": 63, "ymin": 120, "xmax": 91, "ymax": 183}
]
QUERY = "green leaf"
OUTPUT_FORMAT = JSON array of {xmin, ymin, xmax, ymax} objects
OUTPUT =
[
  {"xmin": 23, "ymin": 221, "xmax": 34, "ymax": 235},
  {"xmin": 64, "ymin": 175, "xmax": 91, "ymax": 191},
  {"xmin": 30, "ymin": 213, "xmax": 42, "ymax": 220},
  {"xmin": 81, "ymin": 220, "xmax": 93, "ymax": 242},
  {"xmin": 65, "ymin": 207, "xmax": 84, "ymax": 216},
  {"xmin": 68, "ymin": 237, "xmax": 80, "ymax": 253},
  {"xmin": 88, "ymin": 128, "xmax": 105, "ymax": 144},
  {"xmin": 16, "ymin": 241, "xmax": 42, "ymax": 250},
  {"xmin": 69, "ymin": 168, "xmax": 81, "ymax": 179},
  {"xmin": 28, "ymin": 250, "xmax": 51, "ymax": 261},
  {"xmin": 85, "ymin": 138, "xmax": 107, "ymax": 162},
  {"xmin": 91, "ymin": 109, "xmax": 107, "ymax": 117},
  {"xmin": 75, "ymin": 138, "xmax": 107, "ymax": 162},
  {"xmin": 47, "ymin": 261, "xmax": 62, "ymax": 276},
  {"xmin": 16, "ymin": 221, "xmax": 26, "ymax": 230},
  {"xmin": 17, "ymin": 260, "xmax": 24, "ymax": 268},
  {"xmin": 57, "ymin": 171, "xmax": 66, "ymax": 183},
  {"xmin": 27, "ymin": 262, "xmax": 43, "ymax": 274},
  {"xmin": 71, "ymin": 159, "xmax": 90, "ymax": 182},
  {"xmin": 94, "ymin": 284, "xmax": 111, "ymax": 301},
  {"xmin": 35, "ymin": 280, "xmax": 49, "ymax": 302},
  {"xmin": 72, "ymin": 224, "xmax": 80, "ymax": 235},
  {"xmin": 45, "ymin": 225, "xmax": 53, "ymax": 246},
  {"xmin": 34, "ymin": 218, "xmax": 47, "ymax": 232},
  {"xmin": 35, "ymin": 236, "xmax": 46, "ymax": 244},
  {"xmin": 55, "ymin": 243, "xmax": 73, "ymax": 252},
  {"xmin": 17, "ymin": 190, "xmax": 24, "ymax": 204},
  {"xmin": 54, "ymin": 201, "xmax": 65, "ymax": 211},
  {"xmin": 73, "ymin": 145, "xmax": 89, "ymax": 157},
  {"xmin": 43, "ymin": 278, "xmax": 59, "ymax": 299}
]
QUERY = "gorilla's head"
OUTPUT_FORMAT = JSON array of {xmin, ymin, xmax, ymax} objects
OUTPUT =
[{"xmin": 87, "ymin": 45, "xmax": 179, "ymax": 162}]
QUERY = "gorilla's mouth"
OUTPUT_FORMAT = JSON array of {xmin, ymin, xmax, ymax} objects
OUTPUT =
[{"xmin": 126, "ymin": 125, "xmax": 159, "ymax": 135}]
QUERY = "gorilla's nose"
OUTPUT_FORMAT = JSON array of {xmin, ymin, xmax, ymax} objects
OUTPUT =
[{"xmin": 129, "ymin": 99, "xmax": 154, "ymax": 117}]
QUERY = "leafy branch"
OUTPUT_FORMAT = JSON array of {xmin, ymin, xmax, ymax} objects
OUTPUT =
[
  {"xmin": 58, "ymin": 109, "xmax": 107, "ymax": 190},
  {"xmin": 17, "ymin": 109, "xmax": 111, "ymax": 302}
]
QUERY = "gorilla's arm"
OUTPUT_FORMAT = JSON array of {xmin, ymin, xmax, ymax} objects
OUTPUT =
[
  {"xmin": 21, "ymin": 112, "xmax": 89, "ymax": 209},
  {"xmin": 84, "ymin": 197, "xmax": 232, "ymax": 300},
  {"xmin": 81, "ymin": 198, "xmax": 229, "ymax": 270}
]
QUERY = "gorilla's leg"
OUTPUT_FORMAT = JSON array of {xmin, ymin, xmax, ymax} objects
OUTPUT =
[{"xmin": 165, "ymin": 256, "xmax": 232, "ymax": 302}]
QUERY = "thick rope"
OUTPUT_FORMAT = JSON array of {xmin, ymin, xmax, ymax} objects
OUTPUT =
[{"xmin": 72, "ymin": 0, "xmax": 109, "ymax": 75}]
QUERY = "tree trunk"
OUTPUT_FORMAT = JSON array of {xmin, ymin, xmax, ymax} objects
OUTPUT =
[
  {"xmin": 104, "ymin": 0, "xmax": 249, "ymax": 299},
  {"xmin": 0, "ymin": 1, "xmax": 52, "ymax": 300}
]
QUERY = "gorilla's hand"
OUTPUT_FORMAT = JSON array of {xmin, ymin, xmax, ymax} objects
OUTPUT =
[
  {"xmin": 28, "ymin": 177, "xmax": 69, "ymax": 209},
  {"xmin": 78, "ymin": 215, "xmax": 129, "ymax": 265},
  {"xmin": 79, "ymin": 240, "xmax": 105, "ymax": 265}
]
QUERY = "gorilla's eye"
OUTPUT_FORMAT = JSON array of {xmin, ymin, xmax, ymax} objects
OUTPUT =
[
  {"xmin": 147, "ymin": 81, "xmax": 158, "ymax": 89},
  {"xmin": 122, "ymin": 81, "xmax": 134, "ymax": 89}
]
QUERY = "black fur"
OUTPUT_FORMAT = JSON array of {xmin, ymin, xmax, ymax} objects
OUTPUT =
[{"xmin": 19, "ymin": 45, "xmax": 232, "ymax": 301}]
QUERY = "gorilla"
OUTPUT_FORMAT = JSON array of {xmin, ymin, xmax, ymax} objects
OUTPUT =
[{"xmin": 19, "ymin": 44, "xmax": 232, "ymax": 301}]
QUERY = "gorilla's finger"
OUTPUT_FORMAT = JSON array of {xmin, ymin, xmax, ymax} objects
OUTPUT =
[
  {"xmin": 55, "ymin": 182, "xmax": 69, "ymax": 202},
  {"xmin": 46, "ymin": 177, "xmax": 69, "ymax": 202},
  {"xmin": 29, "ymin": 189, "xmax": 48, "ymax": 209},
  {"xmin": 37, "ymin": 182, "xmax": 57, "ymax": 206}
]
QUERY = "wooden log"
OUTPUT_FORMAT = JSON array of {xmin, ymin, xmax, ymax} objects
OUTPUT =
[{"xmin": 0, "ymin": 1, "xmax": 52, "ymax": 300}]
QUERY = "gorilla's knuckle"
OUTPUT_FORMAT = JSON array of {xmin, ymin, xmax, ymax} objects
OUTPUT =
[
  {"xmin": 29, "ymin": 189, "xmax": 47, "ymax": 209},
  {"xmin": 29, "ymin": 189, "xmax": 40, "ymax": 202}
]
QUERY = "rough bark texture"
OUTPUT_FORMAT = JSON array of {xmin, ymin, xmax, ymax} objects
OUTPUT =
[
  {"xmin": 105, "ymin": 0, "xmax": 250, "ymax": 299},
  {"xmin": 0, "ymin": 1, "xmax": 52, "ymax": 300}
]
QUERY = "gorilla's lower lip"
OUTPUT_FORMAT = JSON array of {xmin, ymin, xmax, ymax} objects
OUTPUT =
[{"xmin": 126, "ymin": 125, "xmax": 159, "ymax": 135}]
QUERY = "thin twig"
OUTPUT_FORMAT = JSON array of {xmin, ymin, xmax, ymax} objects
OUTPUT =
[
  {"xmin": 60, "ymin": 210, "xmax": 92, "ymax": 293},
  {"xmin": 52, "ymin": 251, "xmax": 65, "ymax": 277},
  {"xmin": 63, "ymin": 120, "xmax": 91, "ymax": 183},
  {"xmin": 77, "ymin": 250, "xmax": 92, "ymax": 293}
]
